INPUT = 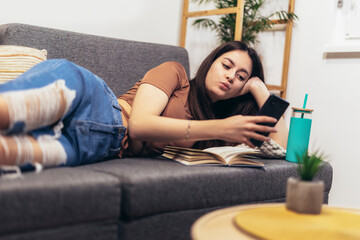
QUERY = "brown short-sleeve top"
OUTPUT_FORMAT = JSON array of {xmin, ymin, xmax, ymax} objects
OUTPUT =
[{"xmin": 118, "ymin": 61, "xmax": 194, "ymax": 156}]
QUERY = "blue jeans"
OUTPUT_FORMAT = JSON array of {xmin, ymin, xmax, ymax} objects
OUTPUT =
[{"xmin": 0, "ymin": 59, "xmax": 126, "ymax": 166}]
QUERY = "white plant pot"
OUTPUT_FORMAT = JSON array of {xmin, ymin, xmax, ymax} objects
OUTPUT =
[{"xmin": 286, "ymin": 177, "xmax": 324, "ymax": 214}]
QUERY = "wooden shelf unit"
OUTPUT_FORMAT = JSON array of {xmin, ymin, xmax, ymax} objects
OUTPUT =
[{"xmin": 180, "ymin": 0, "xmax": 296, "ymax": 99}]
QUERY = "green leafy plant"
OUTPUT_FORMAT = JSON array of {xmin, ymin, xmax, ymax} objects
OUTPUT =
[
  {"xmin": 191, "ymin": 0, "xmax": 298, "ymax": 45},
  {"xmin": 297, "ymin": 151, "xmax": 325, "ymax": 181}
]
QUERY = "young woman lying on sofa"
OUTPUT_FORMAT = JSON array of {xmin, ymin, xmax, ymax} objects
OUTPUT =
[{"xmin": 0, "ymin": 41, "xmax": 288, "ymax": 168}]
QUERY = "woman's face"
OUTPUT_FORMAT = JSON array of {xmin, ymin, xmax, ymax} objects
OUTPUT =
[{"xmin": 205, "ymin": 50, "xmax": 253, "ymax": 102}]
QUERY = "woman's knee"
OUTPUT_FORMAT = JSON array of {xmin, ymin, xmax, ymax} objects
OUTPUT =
[
  {"xmin": 36, "ymin": 135, "xmax": 68, "ymax": 167},
  {"xmin": 0, "ymin": 80, "xmax": 76, "ymax": 133}
]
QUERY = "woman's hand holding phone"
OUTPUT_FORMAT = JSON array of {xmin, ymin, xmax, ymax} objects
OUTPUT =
[
  {"xmin": 250, "ymin": 94, "xmax": 289, "ymax": 147},
  {"xmin": 220, "ymin": 115, "xmax": 278, "ymax": 148}
]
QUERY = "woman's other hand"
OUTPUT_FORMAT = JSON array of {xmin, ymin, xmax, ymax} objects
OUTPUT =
[{"xmin": 238, "ymin": 76, "xmax": 266, "ymax": 98}]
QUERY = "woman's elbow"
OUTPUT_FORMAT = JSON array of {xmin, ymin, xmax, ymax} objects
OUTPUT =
[{"xmin": 128, "ymin": 119, "xmax": 144, "ymax": 140}]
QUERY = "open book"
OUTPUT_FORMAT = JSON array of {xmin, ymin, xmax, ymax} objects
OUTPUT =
[{"xmin": 162, "ymin": 141, "xmax": 285, "ymax": 168}]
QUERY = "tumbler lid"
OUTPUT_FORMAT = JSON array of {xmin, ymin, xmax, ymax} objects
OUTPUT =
[{"xmin": 292, "ymin": 107, "xmax": 313, "ymax": 113}]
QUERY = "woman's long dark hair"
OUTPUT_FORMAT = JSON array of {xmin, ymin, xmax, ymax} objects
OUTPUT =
[{"xmin": 188, "ymin": 41, "xmax": 265, "ymax": 149}]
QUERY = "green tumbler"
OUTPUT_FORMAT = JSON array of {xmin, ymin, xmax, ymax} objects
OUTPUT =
[{"xmin": 285, "ymin": 108, "xmax": 313, "ymax": 163}]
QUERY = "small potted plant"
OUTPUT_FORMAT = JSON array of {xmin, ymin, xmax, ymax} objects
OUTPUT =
[{"xmin": 286, "ymin": 151, "xmax": 325, "ymax": 214}]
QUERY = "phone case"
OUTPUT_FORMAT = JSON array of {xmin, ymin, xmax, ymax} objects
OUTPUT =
[{"xmin": 250, "ymin": 94, "xmax": 289, "ymax": 147}]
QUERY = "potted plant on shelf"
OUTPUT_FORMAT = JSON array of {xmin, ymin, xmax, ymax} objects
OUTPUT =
[
  {"xmin": 191, "ymin": 0, "xmax": 298, "ymax": 45},
  {"xmin": 286, "ymin": 151, "xmax": 326, "ymax": 214}
]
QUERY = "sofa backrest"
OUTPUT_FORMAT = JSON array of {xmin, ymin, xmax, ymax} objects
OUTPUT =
[{"xmin": 0, "ymin": 23, "xmax": 190, "ymax": 97}]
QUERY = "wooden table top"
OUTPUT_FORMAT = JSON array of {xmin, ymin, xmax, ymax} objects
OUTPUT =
[{"xmin": 191, "ymin": 203, "xmax": 360, "ymax": 240}]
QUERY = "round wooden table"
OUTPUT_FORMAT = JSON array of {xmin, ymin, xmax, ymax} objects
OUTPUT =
[{"xmin": 191, "ymin": 203, "xmax": 360, "ymax": 240}]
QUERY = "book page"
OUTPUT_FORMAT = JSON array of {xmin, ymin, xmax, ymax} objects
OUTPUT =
[
  {"xmin": 163, "ymin": 145, "xmax": 265, "ymax": 167},
  {"xmin": 203, "ymin": 146, "xmax": 262, "ymax": 164},
  {"xmin": 163, "ymin": 146, "xmax": 226, "ymax": 164}
]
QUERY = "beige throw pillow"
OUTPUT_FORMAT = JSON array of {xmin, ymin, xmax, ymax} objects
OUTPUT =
[{"xmin": 0, "ymin": 45, "xmax": 47, "ymax": 84}]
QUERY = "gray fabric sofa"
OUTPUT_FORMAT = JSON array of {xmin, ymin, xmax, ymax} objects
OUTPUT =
[{"xmin": 0, "ymin": 23, "xmax": 333, "ymax": 240}]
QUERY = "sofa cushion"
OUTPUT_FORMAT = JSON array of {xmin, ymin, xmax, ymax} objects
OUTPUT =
[
  {"xmin": 0, "ymin": 167, "xmax": 121, "ymax": 236},
  {"xmin": 0, "ymin": 23, "xmax": 190, "ymax": 97},
  {"xmin": 81, "ymin": 157, "xmax": 333, "ymax": 220},
  {"xmin": 0, "ymin": 45, "xmax": 47, "ymax": 84}
]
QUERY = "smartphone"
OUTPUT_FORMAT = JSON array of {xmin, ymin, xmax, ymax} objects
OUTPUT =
[{"xmin": 250, "ymin": 94, "xmax": 289, "ymax": 147}]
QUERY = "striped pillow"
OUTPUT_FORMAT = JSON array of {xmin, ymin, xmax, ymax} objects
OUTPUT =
[{"xmin": 0, "ymin": 45, "xmax": 47, "ymax": 84}]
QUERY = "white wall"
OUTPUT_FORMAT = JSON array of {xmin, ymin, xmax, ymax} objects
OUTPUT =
[
  {"xmin": 0, "ymin": 0, "xmax": 183, "ymax": 46},
  {"xmin": 287, "ymin": 0, "xmax": 360, "ymax": 208},
  {"xmin": 1, "ymin": 0, "xmax": 360, "ymax": 208}
]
